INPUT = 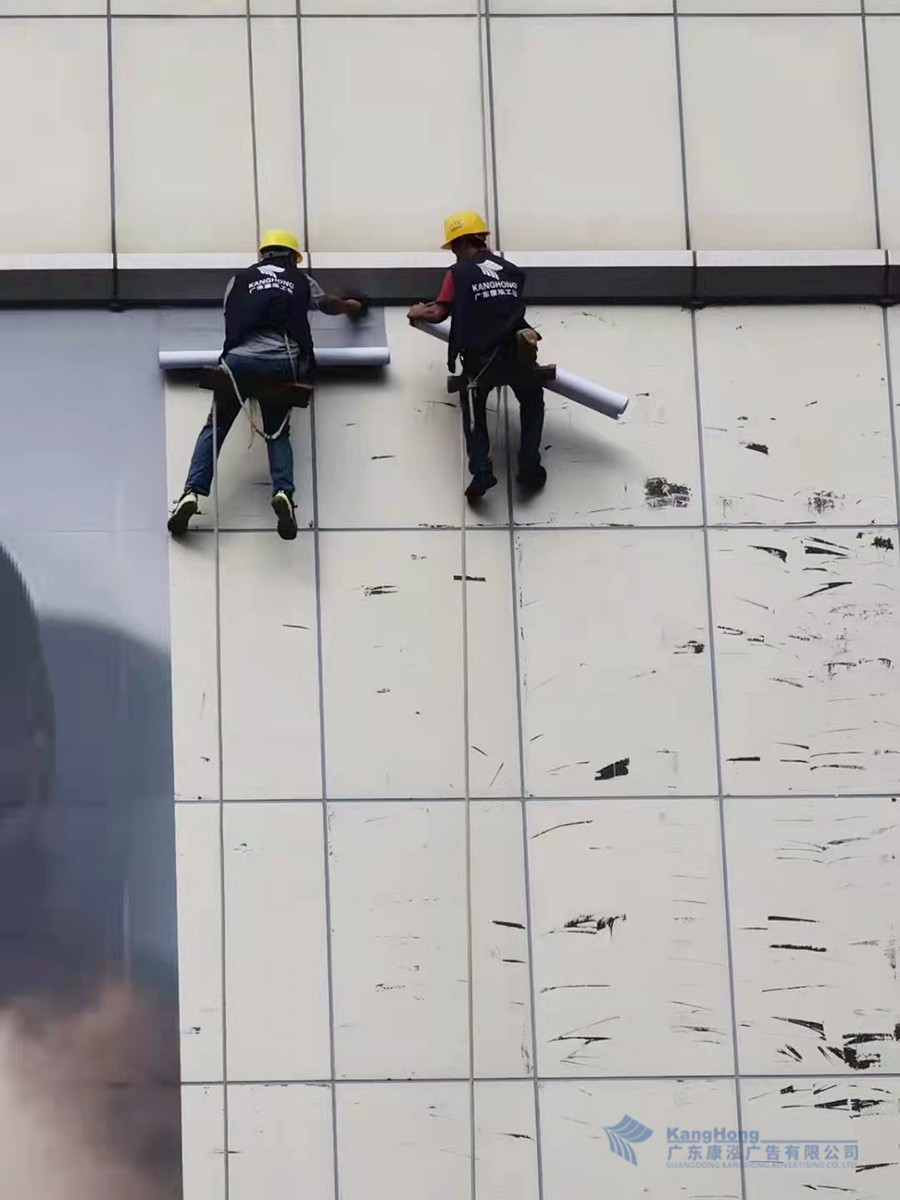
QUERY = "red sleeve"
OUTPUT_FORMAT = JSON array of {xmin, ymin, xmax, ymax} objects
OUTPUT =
[{"xmin": 435, "ymin": 270, "xmax": 454, "ymax": 305}]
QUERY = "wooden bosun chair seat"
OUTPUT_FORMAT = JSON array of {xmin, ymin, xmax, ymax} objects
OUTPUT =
[
  {"xmin": 447, "ymin": 363, "xmax": 557, "ymax": 395},
  {"xmin": 198, "ymin": 365, "xmax": 314, "ymax": 409}
]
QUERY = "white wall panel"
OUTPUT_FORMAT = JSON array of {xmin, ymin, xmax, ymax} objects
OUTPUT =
[
  {"xmin": 0, "ymin": 19, "xmax": 110, "ymax": 252},
  {"xmin": 304, "ymin": 0, "xmax": 474, "ymax": 9},
  {"xmin": 680, "ymin": 18, "xmax": 875, "ymax": 249},
  {"xmin": 517, "ymin": 530, "xmax": 717, "ymax": 796},
  {"xmin": 219, "ymin": 532, "xmax": 321, "ymax": 799},
  {"xmin": 866, "ymin": 16, "xmax": 900, "ymax": 247},
  {"xmin": 176, "ymin": 804, "xmax": 224, "ymax": 1082},
  {"xmin": 681, "ymin": 0, "xmax": 857, "ymax": 9},
  {"xmin": 493, "ymin": 0, "xmax": 669, "ymax": 11},
  {"xmin": 319, "ymin": 532, "xmax": 465, "ymax": 797},
  {"xmin": 112, "ymin": 18, "xmax": 257, "ymax": 252},
  {"xmin": 710, "ymin": 528, "xmax": 900, "ymax": 795},
  {"xmin": 727, "ymin": 796, "xmax": 900, "ymax": 1076},
  {"xmin": 228, "ymin": 1084, "xmax": 334, "ymax": 1200},
  {"xmin": 511, "ymin": 306, "xmax": 701, "ymax": 527},
  {"xmin": 474, "ymin": 1082, "xmax": 539, "ymax": 1200},
  {"xmin": 528, "ymin": 799, "xmax": 733, "ymax": 1076},
  {"xmin": 697, "ymin": 306, "xmax": 896, "ymax": 526},
  {"xmin": 0, "ymin": 0, "xmax": 105, "ymax": 10},
  {"xmin": 250, "ymin": 18, "xmax": 305, "ymax": 244},
  {"xmin": 470, "ymin": 802, "xmax": 533, "ymax": 1076},
  {"xmin": 329, "ymin": 803, "xmax": 469, "ymax": 1078},
  {"xmin": 464, "ymin": 534, "xmax": 521, "ymax": 798},
  {"xmin": 315, "ymin": 311, "xmax": 463, "ymax": 528},
  {"xmin": 302, "ymin": 18, "xmax": 484, "ymax": 251},
  {"xmin": 181, "ymin": 1085, "xmax": 226, "ymax": 1200},
  {"xmin": 168, "ymin": 537, "xmax": 218, "ymax": 803},
  {"xmin": 113, "ymin": 0, "xmax": 243, "ymax": 12},
  {"xmin": 492, "ymin": 17, "xmax": 686, "ymax": 251},
  {"xmin": 315, "ymin": 309, "xmax": 509, "ymax": 530},
  {"xmin": 540, "ymin": 1079, "xmax": 740, "ymax": 1200},
  {"xmin": 336, "ymin": 1083, "xmax": 470, "ymax": 1200},
  {"xmin": 741, "ymin": 1079, "xmax": 900, "ymax": 1193},
  {"xmin": 223, "ymin": 803, "xmax": 330, "ymax": 1080}
]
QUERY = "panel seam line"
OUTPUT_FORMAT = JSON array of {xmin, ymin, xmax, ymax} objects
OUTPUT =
[
  {"xmin": 503, "ymin": 387, "xmax": 546, "ymax": 1200},
  {"xmin": 691, "ymin": 309, "xmax": 748, "ymax": 1200}
]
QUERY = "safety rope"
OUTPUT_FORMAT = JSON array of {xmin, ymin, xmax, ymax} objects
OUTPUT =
[
  {"xmin": 459, "ymin": 342, "xmax": 502, "ymax": 442},
  {"xmin": 218, "ymin": 330, "xmax": 302, "ymax": 446}
]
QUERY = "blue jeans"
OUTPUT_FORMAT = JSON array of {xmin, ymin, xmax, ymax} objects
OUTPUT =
[{"xmin": 184, "ymin": 354, "xmax": 299, "ymax": 497}]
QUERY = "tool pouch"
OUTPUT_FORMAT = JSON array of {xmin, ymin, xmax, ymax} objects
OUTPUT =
[{"xmin": 515, "ymin": 327, "xmax": 541, "ymax": 368}]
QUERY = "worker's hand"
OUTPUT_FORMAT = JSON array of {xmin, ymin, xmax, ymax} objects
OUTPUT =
[
  {"xmin": 342, "ymin": 298, "xmax": 363, "ymax": 319},
  {"xmin": 407, "ymin": 302, "xmax": 429, "ymax": 322}
]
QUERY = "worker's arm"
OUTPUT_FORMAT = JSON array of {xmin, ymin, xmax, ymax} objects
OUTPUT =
[
  {"xmin": 306, "ymin": 274, "xmax": 363, "ymax": 319},
  {"xmin": 408, "ymin": 270, "xmax": 453, "ymax": 324},
  {"xmin": 407, "ymin": 301, "xmax": 450, "ymax": 324},
  {"xmin": 319, "ymin": 295, "xmax": 363, "ymax": 318}
]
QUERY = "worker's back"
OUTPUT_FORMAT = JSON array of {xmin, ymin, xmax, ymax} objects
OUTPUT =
[
  {"xmin": 448, "ymin": 248, "xmax": 527, "ymax": 365},
  {"xmin": 222, "ymin": 256, "xmax": 315, "ymax": 362}
]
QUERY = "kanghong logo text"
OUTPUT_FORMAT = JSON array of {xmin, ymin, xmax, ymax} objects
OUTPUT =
[
  {"xmin": 666, "ymin": 1126, "xmax": 857, "ymax": 1169},
  {"xmin": 668, "ymin": 1126, "xmax": 759, "ymax": 1145}
]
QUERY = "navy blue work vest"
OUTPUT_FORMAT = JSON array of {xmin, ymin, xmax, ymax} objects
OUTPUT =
[
  {"xmin": 222, "ymin": 257, "xmax": 315, "ymax": 363},
  {"xmin": 448, "ymin": 250, "xmax": 527, "ymax": 369}
]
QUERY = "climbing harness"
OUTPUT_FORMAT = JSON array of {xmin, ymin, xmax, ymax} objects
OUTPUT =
[
  {"xmin": 456, "ymin": 343, "xmax": 502, "ymax": 443},
  {"xmin": 218, "ymin": 332, "xmax": 304, "ymax": 445}
]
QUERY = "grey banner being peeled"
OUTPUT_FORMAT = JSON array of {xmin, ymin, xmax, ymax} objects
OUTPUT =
[{"xmin": 0, "ymin": 310, "xmax": 180, "ymax": 1199}]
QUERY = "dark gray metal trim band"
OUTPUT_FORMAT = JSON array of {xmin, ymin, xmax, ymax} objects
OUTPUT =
[{"xmin": 0, "ymin": 263, "xmax": 896, "ymax": 308}]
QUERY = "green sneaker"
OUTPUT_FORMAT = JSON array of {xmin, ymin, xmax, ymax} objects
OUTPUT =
[{"xmin": 272, "ymin": 491, "xmax": 298, "ymax": 540}]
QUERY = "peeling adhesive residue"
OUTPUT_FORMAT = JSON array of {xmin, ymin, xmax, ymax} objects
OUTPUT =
[
  {"xmin": 644, "ymin": 477, "xmax": 691, "ymax": 509},
  {"xmin": 595, "ymin": 757, "xmax": 630, "ymax": 781},
  {"xmin": 807, "ymin": 489, "xmax": 842, "ymax": 516}
]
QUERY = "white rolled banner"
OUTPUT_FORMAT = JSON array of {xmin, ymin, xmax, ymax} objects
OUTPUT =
[
  {"xmin": 412, "ymin": 318, "xmax": 628, "ymax": 420},
  {"xmin": 159, "ymin": 345, "xmax": 391, "ymax": 370},
  {"xmin": 413, "ymin": 318, "xmax": 453, "ymax": 345},
  {"xmin": 546, "ymin": 367, "xmax": 629, "ymax": 420}
]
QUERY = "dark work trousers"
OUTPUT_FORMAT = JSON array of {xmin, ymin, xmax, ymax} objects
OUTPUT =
[
  {"xmin": 459, "ymin": 342, "xmax": 545, "ymax": 479},
  {"xmin": 184, "ymin": 353, "xmax": 301, "ymax": 498}
]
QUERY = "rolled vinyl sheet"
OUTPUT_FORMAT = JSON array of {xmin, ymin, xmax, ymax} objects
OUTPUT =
[
  {"xmin": 158, "ymin": 306, "xmax": 391, "ymax": 371},
  {"xmin": 159, "ymin": 346, "xmax": 390, "ymax": 370},
  {"xmin": 412, "ymin": 318, "xmax": 629, "ymax": 420}
]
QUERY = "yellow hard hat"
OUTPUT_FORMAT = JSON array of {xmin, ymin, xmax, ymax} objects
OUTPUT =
[
  {"xmin": 442, "ymin": 210, "xmax": 489, "ymax": 249},
  {"xmin": 259, "ymin": 228, "xmax": 301, "ymax": 255}
]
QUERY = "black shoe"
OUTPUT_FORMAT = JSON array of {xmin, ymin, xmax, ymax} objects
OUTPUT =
[
  {"xmin": 167, "ymin": 491, "xmax": 199, "ymax": 535},
  {"xmin": 272, "ymin": 490, "xmax": 298, "ymax": 540},
  {"xmin": 517, "ymin": 464, "xmax": 547, "ymax": 493},
  {"xmin": 465, "ymin": 472, "xmax": 498, "ymax": 502}
]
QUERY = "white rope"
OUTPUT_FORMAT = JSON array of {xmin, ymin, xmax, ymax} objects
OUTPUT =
[{"xmin": 219, "ymin": 350, "xmax": 293, "ymax": 446}]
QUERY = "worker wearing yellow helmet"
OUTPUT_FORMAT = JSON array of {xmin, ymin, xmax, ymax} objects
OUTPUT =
[
  {"xmin": 169, "ymin": 230, "xmax": 364, "ymax": 540},
  {"xmin": 408, "ymin": 211, "xmax": 546, "ymax": 501}
]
